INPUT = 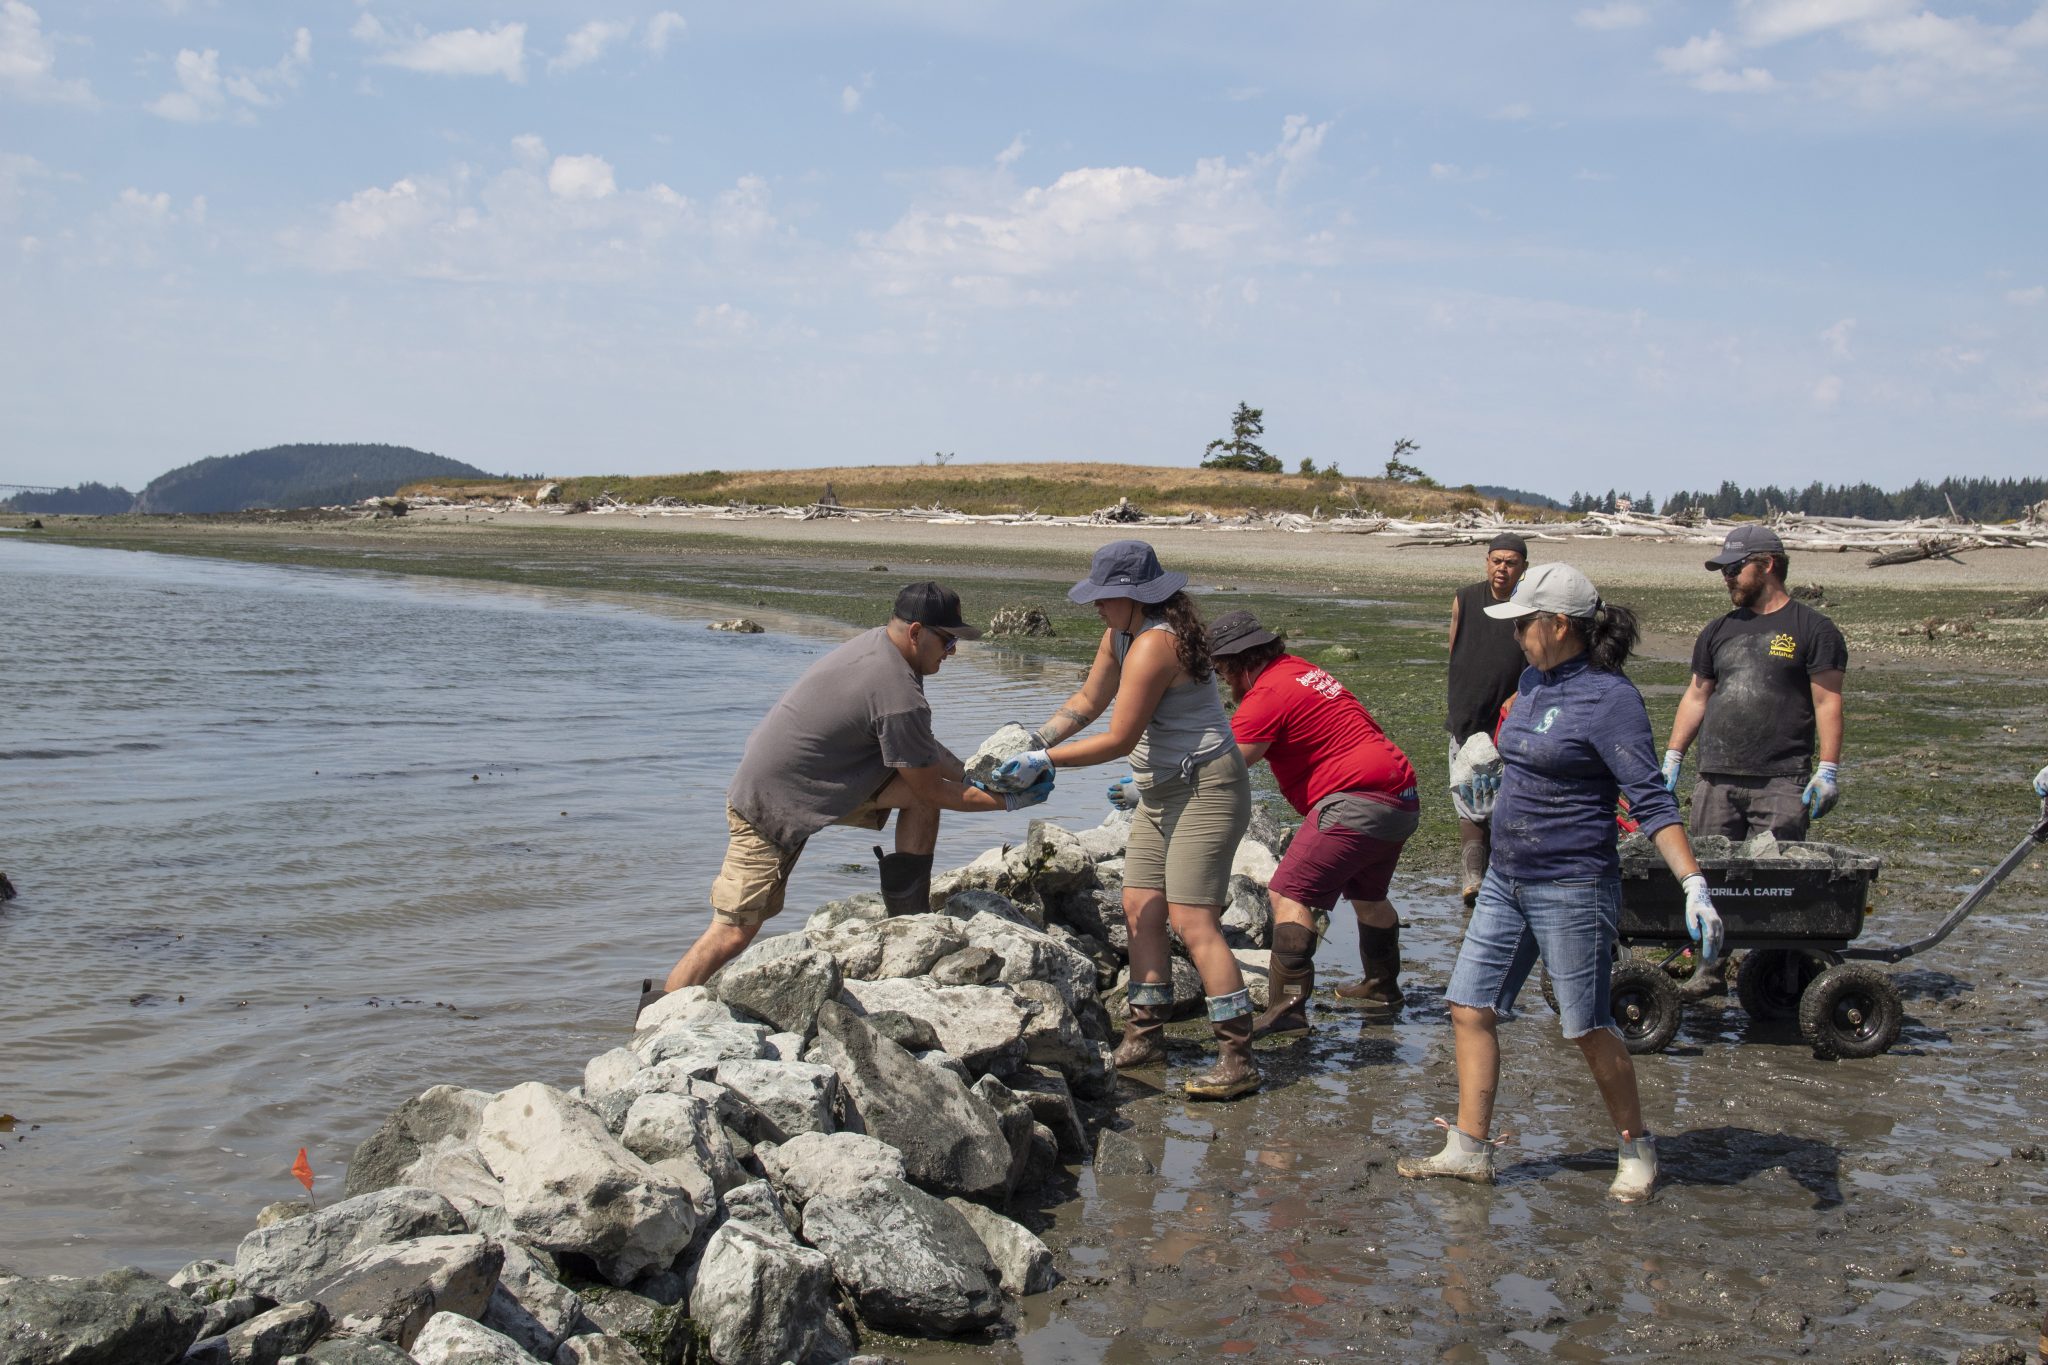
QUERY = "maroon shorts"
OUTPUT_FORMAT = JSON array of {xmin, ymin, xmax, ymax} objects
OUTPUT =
[{"xmin": 1268, "ymin": 811, "xmax": 1411, "ymax": 909}]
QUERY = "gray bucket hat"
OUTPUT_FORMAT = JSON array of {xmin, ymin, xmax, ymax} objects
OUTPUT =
[
  {"xmin": 1068, "ymin": 540, "xmax": 1188, "ymax": 605},
  {"xmin": 1209, "ymin": 609, "xmax": 1280, "ymax": 657}
]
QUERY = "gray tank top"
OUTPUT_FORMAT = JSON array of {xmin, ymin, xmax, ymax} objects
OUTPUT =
[{"xmin": 1112, "ymin": 619, "xmax": 1236, "ymax": 778}]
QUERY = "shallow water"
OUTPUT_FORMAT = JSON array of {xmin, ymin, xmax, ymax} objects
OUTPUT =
[{"xmin": 0, "ymin": 539, "xmax": 1101, "ymax": 1275}]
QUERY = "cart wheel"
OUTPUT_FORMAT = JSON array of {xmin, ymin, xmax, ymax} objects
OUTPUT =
[
  {"xmin": 1734, "ymin": 948, "xmax": 1827, "ymax": 1021},
  {"xmin": 1609, "ymin": 962, "xmax": 1682, "ymax": 1055},
  {"xmin": 1798, "ymin": 964, "xmax": 1903, "ymax": 1060}
]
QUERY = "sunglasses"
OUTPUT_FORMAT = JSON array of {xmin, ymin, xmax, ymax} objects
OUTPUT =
[
  {"xmin": 1512, "ymin": 613, "xmax": 1557, "ymax": 636},
  {"xmin": 927, "ymin": 626, "xmax": 958, "ymax": 655},
  {"xmin": 1719, "ymin": 555, "xmax": 1771, "ymax": 578}
]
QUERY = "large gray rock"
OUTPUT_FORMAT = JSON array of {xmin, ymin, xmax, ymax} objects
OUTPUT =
[
  {"xmin": 857, "ymin": 915, "xmax": 968, "ymax": 980},
  {"xmin": 1093, "ymin": 1128, "xmax": 1155, "ymax": 1176},
  {"xmin": 800, "ymin": 1179, "xmax": 1002, "ymax": 1335},
  {"xmin": 233, "ymin": 1187, "xmax": 467, "ymax": 1303},
  {"xmin": 629, "ymin": 1020, "xmax": 773, "ymax": 1076},
  {"xmin": 303, "ymin": 1339, "xmax": 414, "ymax": 1364},
  {"xmin": 192, "ymin": 1291, "xmax": 275, "ymax": 1342},
  {"xmin": 1230, "ymin": 837, "xmax": 1280, "ymax": 884},
  {"xmin": 838, "ymin": 978, "xmax": 1030, "ymax": 1075},
  {"xmin": 552, "ymin": 1336, "xmax": 650, "ymax": 1365},
  {"xmin": 1073, "ymin": 813, "xmax": 1132, "ymax": 862},
  {"xmin": 478, "ymin": 1240, "xmax": 583, "ymax": 1360},
  {"xmin": 931, "ymin": 855, "xmax": 1033, "ymax": 916},
  {"xmin": 940, "ymin": 886, "xmax": 1041, "ymax": 929},
  {"xmin": 167, "ymin": 1259, "xmax": 236, "ymax": 1304},
  {"xmin": 964, "ymin": 724, "xmax": 1035, "ymax": 789},
  {"xmin": 716, "ymin": 944, "xmax": 842, "ymax": 1038},
  {"xmin": 969, "ymin": 1075, "xmax": 1036, "ymax": 1199},
  {"xmin": 1219, "ymin": 874, "xmax": 1272, "ymax": 949},
  {"xmin": 574, "ymin": 1287, "xmax": 691, "ymax": 1365},
  {"xmin": 1022, "ymin": 821, "xmax": 1095, "ymax": 896},
  {"xmin": 183, "ymin": 1299, "xmax": 329, "ymax": 1364},
  {"xmin": 756, "ymin": 1131, "xmax": 907, "ymax": 1208},
  {"xmin": 631, "ymin": 986, "xmax": 732, "ymax": 1034},
  {"xmin": 346, "ymin": 1087, "xmax": 495, "ymax": 1198},
  {"xmin": 1008, "ymin": 979, "xmax": 1115, "ymax": 1098},
  {"xmin": 927, "ymin": 946, "xmax": 1001, "ymax": 986},
  {"xmin": 1232, "ymin": 949, "xmax": 1273, "ymax": 1010},
  {"xmin": 399, "ymin": 1137, "xmax": 508, "ymax": 1227},
  {"xmin": 999, "ymin": 1066, "xmax": 1088, "ymax": 1161},
  {"xmin": 407, "ymin": 1311, "xmax": 533, "ymax": 1364},
  {"xmin": 711, "ymin": 1059, "xmax": 838, "ymax": 1143},
  {"xmin": 0, "ymin": 1267, "xmax": 203, "ymax": 1365},
  {"xmin": 803, "ymin": 894, "xmax": 887, "ymax": 937},
  {"xmin": 713, "ymin": 1179, "xmax": 801, "ymax": 1246},
  {"xmin": 958, "ymin": 913, "xmax": 1097, "ymax": 1018},
  {"xmin": 804, "ymin": 922, "xmax": 883, "ymax": 981},
  {"xmin": 806, "ymin": 1003, "xmax": 1014, "ymax": 1201},
  {"xmin": 306, "ymin": 1235, "xmax": 502, "ymax": 1350},
  {"xmin": 687, "ymin": 1224, "xmax": 841, "ymax": 1365},
  {"xmin": 619, "ymin": 1090, "xmax": 741, "ymax": 1202},
  {"xmin": 476, "ymin": 1083, "xmax": 697, "ymax": 1286},
  {"xmin": 943, "ymin": 1201, "xmax": 1059, "ymax": 1296}
]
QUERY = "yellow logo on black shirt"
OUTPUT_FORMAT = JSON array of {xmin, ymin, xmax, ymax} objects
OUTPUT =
[{"xmin": 1768, "ymin": 633, "xmax": 1797, "ymax": 659}]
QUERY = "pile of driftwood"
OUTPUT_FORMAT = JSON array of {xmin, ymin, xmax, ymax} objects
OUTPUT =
[{"xmin": 389, "ymin": 492, "xmax": 2048, "ymax": 568}]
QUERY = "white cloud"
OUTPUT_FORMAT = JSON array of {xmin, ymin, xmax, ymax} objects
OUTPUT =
[
  {"xmin": 0, "ymin": 149, "xmax": 45, "ymax": 221},
  {"xmin": 694, "ymin": 302, "xmax": 756, "ymax": 334},
  {"xmin": 645, "ymin": 11, "xmax": 686, "ymax": 56},
  {"xmin": 1, "ymin": 0, "xmax": 93, "ymax": 105},
  {"xmin": 1428, "ymin": 162, "xmax": 1492, "ymax": 183},
  {"xmin": 367, "ymin": 21, "xmax": 526, "ymax": 83},
  {"xmin": 550, "ymin": 20, "xmax": 629, "ymax": 74},
  {"xmin": 1656, "ymin": 29, "xmax": 1778, "ymax": 91},
  {"xmin": 2007, "ymin": 285, "xmax": 2046, "ymax": 306},
  {"xmin": 1224, "ymin": 85, "xmax": 1264, "ymax": 102},
  {"xmin": 511, "ymin": 133, "xmax": 548, "ymax": 164},
  {"xmin": 1575, "ymin": 3, "xmax": 1648, "ymax": 31},
  {"xmin": 1275, "ymin": 113, "xmax": 1326, "ymax": 193},
  {"xmin": 840, "ymin": 84, "xmax": 861, "ymax": 113},
  {"xmin": 288, "ymin": 154, "xmax": 780, "ymax": 284},
  {"xmin": 1812, "ymin": 374, "xmax": 1843, "ymax": 406},
  {"xmin": 548, "ymin": 153, "xmax": 616, "ymax": 200},
  {"xmin": 1740, "ymin": 0, "xmax": 1910, "ymax": 48},
  {"xmin": 995, "ymin": 135, "xmax": 1027, "ymax": 168},
  {"xmin": 149, "ymin": 27, "xmax": 311, "ymax": 121},
  {"xmin": 1821, "ymin": 317, "xmax": 1856, "ymax": 358},
  {"xmin": 1491, "ymin": 101, "xmax": 1533, "ymax": 120},
  {"xmin": 857, "ymin": 120, "xmax": 1339, "ymax": 307}
]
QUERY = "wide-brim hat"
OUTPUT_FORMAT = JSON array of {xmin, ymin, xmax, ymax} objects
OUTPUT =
[
  {"xmin": 1482, "ymin": 561, "xmax": 1601, "ymax": 620},
  {"xmin": 1068, "ymin": 539, "xmax": 1188, "ymax": 605},
  {"xmin": 1209, "ymin": 609, "xmax": 1280, "ymax": 657}
]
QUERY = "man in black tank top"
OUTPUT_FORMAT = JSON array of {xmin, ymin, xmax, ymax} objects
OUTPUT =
[{"xmin": 1445, "ymin": 534, "xmax": 1529, "ymax": 906}]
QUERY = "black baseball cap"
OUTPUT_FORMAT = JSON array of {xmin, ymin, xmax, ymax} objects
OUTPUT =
[
  {"xmin": 1704, "ymin": 524, "xmax": 1786, "ymax": 570},
  {"xmin": 1488, "ymin": 533, "xmax": 1529, "ymax": 557},
  {"xmin": 893, "ymin": 581, "xmax": 982, "ymax": 638},
  {"xmin": 1209, "ymin": 609, "xmax": 1281, "ymax": 657}
]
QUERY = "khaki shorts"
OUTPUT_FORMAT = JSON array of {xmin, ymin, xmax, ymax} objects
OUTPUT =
[
  {"xmin": 710, "ymin": 794, "xmax": 891, "ymax": 928},
  {"xmin": 1124, "ymin": 747, "xmax": 1251, "ymax": 908}
]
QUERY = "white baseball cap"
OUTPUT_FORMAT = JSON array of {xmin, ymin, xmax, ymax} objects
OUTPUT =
[{"xmin": 1482, "ymin": 561, "xmax": 1601, "ymax": 620}]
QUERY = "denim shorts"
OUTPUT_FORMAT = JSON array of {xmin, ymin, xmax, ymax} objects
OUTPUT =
[{"xmin": 1445, "ymin": 869, "xmax": 1621, "ymax": 1039}]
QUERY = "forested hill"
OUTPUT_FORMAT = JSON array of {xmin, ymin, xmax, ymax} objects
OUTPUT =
[
  {"xmin": 1566, "ymin": 475, "xmax": 2048, "ymax": 522},
  {"xmin": 137, "ymin": 444, "xmax": 493, "ymax": 514}
]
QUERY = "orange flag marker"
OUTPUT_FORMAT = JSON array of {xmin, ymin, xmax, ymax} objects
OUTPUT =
[{"xmin": 292, "ymin": 1146, "xmax": 315, "ymax": 1208}]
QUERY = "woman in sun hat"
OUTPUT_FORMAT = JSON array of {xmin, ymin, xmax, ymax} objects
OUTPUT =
[
  {"xmin": 1396, "ymin": 562, "xmax": 1724, "ymax": 1202},
  {"xmin": 988, "ymin": 540, "xmax": 1259, "ymax": 1100}
]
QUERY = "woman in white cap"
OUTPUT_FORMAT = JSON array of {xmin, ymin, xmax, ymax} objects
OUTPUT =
[
  {"xmin": 1396, "ymin": 562, "xmax": 1724, "ymax": 1202},
  {"xmin": 990, "ymin": 540, "xmax": 1259, "ymax": 1100}
]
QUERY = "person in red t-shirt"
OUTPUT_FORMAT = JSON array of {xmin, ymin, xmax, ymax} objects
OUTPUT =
[{"xmin": 1207, "ymin": 609, "xmax": 1421, "ymax": 1036}]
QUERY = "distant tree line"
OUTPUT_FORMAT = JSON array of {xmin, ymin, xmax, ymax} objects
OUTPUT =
[
  {"xmin": 3, "ymin": 481, "xmax": 136, "ymax": 514},
  {"xmin": 1566, "ymin": 476, "xmax": 2048, "ymax": 522}
]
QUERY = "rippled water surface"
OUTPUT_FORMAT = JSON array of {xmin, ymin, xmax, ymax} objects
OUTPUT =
[{"xmin": 0, "ymin": 539, "xmax": 1098, "ymax": 1274}]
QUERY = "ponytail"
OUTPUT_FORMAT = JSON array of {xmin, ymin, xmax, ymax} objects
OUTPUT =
[{"xmin": 1567, "ymin": 601, "xmax": 1640, "ymax": 673}]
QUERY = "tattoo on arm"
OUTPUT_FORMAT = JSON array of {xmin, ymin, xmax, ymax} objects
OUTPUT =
[{"xmin": 1039, "ymin": 705, "xmax": 1092, "ymax": 745}]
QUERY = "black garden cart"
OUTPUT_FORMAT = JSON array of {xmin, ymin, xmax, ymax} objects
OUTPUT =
[{"xmin": 1597, "ymin": 802, "xmax": 2048, "ymax": 1059}]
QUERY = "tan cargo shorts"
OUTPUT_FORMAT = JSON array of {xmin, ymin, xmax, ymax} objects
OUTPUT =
[
  {"xmin": 1124, "ymin": 748, "xmax": 1251, "ymax": 909},
  {"xmin": 709, "ymin": 795, "xmax": 891, "ymax": 928}
]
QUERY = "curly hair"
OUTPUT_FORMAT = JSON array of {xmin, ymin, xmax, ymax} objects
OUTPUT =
[
  {"xmin": 1145, "ymin": 591, "xmax": 1214, "ymax": 682},
  {"xmin": 1563, "ymin": 602, "xmax": 1642, "ymax": 673}
]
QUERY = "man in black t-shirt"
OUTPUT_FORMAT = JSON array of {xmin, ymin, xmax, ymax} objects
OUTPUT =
[
  {"xmin": 1663, "ymin": 523, "xmax": 1848, "ymax": 843},
  {"xmin": 1444, "ymin": 532, "xmax": 1529, "ymax": 907}
]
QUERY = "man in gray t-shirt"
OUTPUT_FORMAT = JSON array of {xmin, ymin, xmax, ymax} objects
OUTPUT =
[{"xmin": 650, "ymin": 582, "xmax": 1054, "ymax": 1005}]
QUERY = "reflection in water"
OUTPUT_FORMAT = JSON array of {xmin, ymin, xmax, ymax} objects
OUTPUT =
[{"xmin": 0, "ymin": 539, "xmax": 1109, "ymax": 1275}]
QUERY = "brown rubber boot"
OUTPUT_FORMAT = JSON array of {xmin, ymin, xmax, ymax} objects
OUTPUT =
[
  {"xmin": 1251, "ymin": 922, "xmax": 1315, "ymax": 1038},
  {"xmin": 1184, "ymin": 1010, "xmax": 1260, "ymax": 1101},
  {"xmin": 1677, "ymin": 953, "xmax": 1729, "ymax": 1000},
  {"xmin": 1458, "ymin": 824, "xmax": 1489, "ymax": 909},
  {"xmin": 1335, "ymin": 922, "xmax": 1404, "ymax": 1011},
  {"xmin": 1112, "ymin": 1004, "xmax": 1167, "ymax": 1068},
  {"xmin": 875, "ymin": 845, "xmax": 934, "ymax": 917}
]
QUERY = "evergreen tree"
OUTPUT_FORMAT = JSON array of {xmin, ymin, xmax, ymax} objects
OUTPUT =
[{"xmin": 1201, "ymin": 403, "xmax": 1280, "ymax": 473}]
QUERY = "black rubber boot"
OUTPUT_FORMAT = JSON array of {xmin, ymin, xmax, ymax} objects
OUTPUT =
[
  {"xmin": 875, "ymin": 845, "xmax": 935, "ymax": 917},
  {"xmin": 1251, "ymin": 922, "xmax": 1315, "ymax": 1038},
  {"xmin": 1336, "ymin": 922, "xmax": 1404, "ymax": 1011},
  {"xmin": 637, "ymin": 977, "xmax": 666, "ymax": 1024}
]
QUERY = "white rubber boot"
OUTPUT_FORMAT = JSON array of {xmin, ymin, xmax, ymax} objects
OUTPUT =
[
  {"xmin": 1609, "ymin": 1132, "xmax": 1659, "ymax": 1203},
  {"xmin": 1396, "ymin": 1122, "xmax": 1496, "ymax": 1184}
]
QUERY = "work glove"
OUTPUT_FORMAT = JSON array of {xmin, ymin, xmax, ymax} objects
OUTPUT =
[
  {"xmin": 1452, "ymin": 766, "xmax": 1500, "ymax": 819},
  {"xmin": 2033, "ymin": 764, "xmax": 2048, "ymax": 799},
  {"xmin": 1106, "ymin": 775, "xmax": 1139, "ymax": 810},
  {"xmin": 1003, "ymin": 771, "xmax": 1055, "ymax": 812},
  {"xmin": 1661, "ymin": 749, "xmax": 1684, "ymax": 793},
  {"xmin": 1802, "ymin": 761, "xmax": 1840, "ymax": 820},
  {"xmin": 1681, "ymin": 873, "xmax": 1724, "ymax": 964},
  {"xmin": 992, "ymin": 748, "xmax": 1054, "ymax": 791},
  {"xmin": 1007, "ymin": 720, "xmax": 1052, "ymax": 749}
]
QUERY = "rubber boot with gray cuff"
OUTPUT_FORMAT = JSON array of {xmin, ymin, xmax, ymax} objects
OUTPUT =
[
  {"xmin": 1184, "ymin": 990, "xmax": 1260, "ymax": 1101},
  {"xmin": 1113, "ymin": 980, "xmax": 1171, "ymax": 1068}
]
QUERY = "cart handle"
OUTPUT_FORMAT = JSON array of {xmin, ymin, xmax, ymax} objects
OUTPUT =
[{"xmin": 1846, "ymin": 801, "xmax": 2048, "ymax": 964}]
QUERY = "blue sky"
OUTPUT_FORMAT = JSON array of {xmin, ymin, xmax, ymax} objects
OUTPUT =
[{"xmin": 4, "ymin": 1, "xmax": 2045, "ymax": 498}]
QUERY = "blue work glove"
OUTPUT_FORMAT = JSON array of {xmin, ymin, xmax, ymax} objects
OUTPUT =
[
  {"xmin": 2034, "ymin": 764, "xmax": 2048, "ymax": 799},
  {"xmin": 1452, "ymin": 767, "xmax": 1499, "ymax": 817},
  {"xmin": 1802, "ymin": 761, "xmax": 1840, "ymax": 820},
  {"xmin": 992, "ymin": 748, "xmax": 1053, "ymax": 791},
  {"xmin": 1106, "ymin": 775, "xmax": 1139, "ymax": 810},
  {"xmin": 1661, "ymin": 749, "xmax": 1684, "ymax": 793},
  {"xmin": 1681, "ymin": 874, "xmax": 1724, "ymax": 963},
  {"xmin": 1003, "ymin": 771, "xmax": 1055, "ymax": 812}
]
